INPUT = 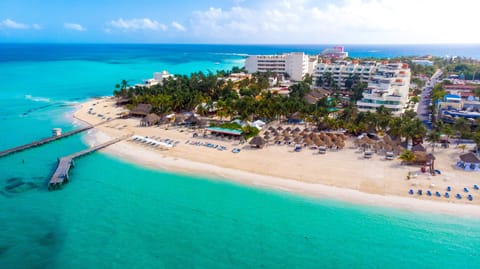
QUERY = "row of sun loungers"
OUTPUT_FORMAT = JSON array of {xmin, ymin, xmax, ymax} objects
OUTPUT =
[
  {"xmin": 409, "ymin": 184, "xmax": 479, "ymax": 201},
  {"xmin": 185, "ymin": 140, "xmax": 228, "ymax": 151},
  {"xmin": 131, "ymin": 135, "xmax": 178, "ymax": 148}
]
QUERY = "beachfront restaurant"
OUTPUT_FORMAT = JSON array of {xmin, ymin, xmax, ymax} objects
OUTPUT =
[
  {"xmin": 457, "ymin": 153, "xmax": 480, "ymax": 172},
  {"xmin": 205, "ymin": 127, "xmax": 243, "ymax": 140}
]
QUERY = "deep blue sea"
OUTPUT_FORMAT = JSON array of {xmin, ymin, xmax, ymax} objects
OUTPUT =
[{"xmin": 1, "ymin": 44, "xmax": 480, "ymax": 269}]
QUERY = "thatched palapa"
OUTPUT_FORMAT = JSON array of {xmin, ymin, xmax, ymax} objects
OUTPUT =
[
  {"xmin": 140, "ymin": 113, "xmax": 160, "ymax": 127},
  {"xmin": 249, "ymin": 136, "xmax": 266, "ymax": 148},
  {"xmin": 130, "ymin": 103, "xmax": 152, "ymax": 117}
]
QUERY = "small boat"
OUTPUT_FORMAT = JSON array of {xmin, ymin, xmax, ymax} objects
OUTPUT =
[
  {"xmin": 445, "ymin": 192, "xmax": 450, "ymax": 198},
  {"xmin": 464, "ymin": 187, "xmax": 469, "ymax": 193},
  {"xmin": 231, "ymin": 148, "xmax": 241, "ymax": 154},
  {"xmin": 456, "ymin": 193, "xmax": 462, "ymax": 199},
  {"xmin": 474, "ymin": 185, "xmax": 479, "ymax": 190},
  {"xmin": 435, "ymin": 191, "xmax": 441, "ymax": 197},
  {"xmin": 417, "ymin": 189, "xmax": 422, "ymax": 195},
  {"xmin": 447, "ymin": 186, "xmax": 452, "ymax": 191},
  {"xmin": 409, "ymin": 189, "xmax": 414, "ymax": 195},
  {"xmin": 467, "ymin": 194, "xmax": 473, "ymax": 201},
  {"xmin": 426, "ymin": 190, "xmax": 432, "ymax": 196}
]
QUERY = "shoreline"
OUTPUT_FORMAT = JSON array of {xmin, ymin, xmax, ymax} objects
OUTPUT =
[{"xmin": 74, "ymin": 97, "xmax": 480, "ymax": 218}]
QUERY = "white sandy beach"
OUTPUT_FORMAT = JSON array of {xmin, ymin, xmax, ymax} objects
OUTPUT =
[{"xmin": 74, "ymin": 97, "xmax": 480, "ymax": 217}]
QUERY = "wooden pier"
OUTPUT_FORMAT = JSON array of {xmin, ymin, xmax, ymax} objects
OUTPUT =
[
  {"xmin": 0, "ymin": 126, "xmax": 93, "ymax": 158},
  {"xmin": 48, "ymin": 136, "xmax": 128, "ymax": 191}
]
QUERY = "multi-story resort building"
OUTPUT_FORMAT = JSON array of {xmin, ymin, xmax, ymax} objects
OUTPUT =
[
  {"xmin": 313, "ymin": 60, "xmax": 377, "ymax": 89},
  {"xmin": 245, "ymin": 52, "xmax": 311, "ymax": 81},
  {"xmin": 356, "ymin": 63, "xmax": 411, "ymax": 115},
  {"xmin": 246, "ymin": 50, "xmax": 412, "ymax": 116},
  {"xmin": 437, "ymin": 85, "xmax": 480, "ymax": 123}
]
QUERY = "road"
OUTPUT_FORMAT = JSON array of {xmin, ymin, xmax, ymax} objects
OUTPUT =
[{"xmin": 416, "ymin": 69, "xmax": 442, "ymax": 129}]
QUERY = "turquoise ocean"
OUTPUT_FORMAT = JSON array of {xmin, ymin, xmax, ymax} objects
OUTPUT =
[{"xmin": 1, "ymin": 44, "xmax": 480, "ymax": 269}]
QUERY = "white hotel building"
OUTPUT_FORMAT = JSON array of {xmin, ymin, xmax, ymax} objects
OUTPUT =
[
  {"xmin": 313, "ymin": 61, "xmax": 377, "ymax": 89},
  {"xmin": 356, "ymin": 63, "xmax": 411, "ymax": 115},
  {"xmin": 245, "ymin": 52, "xmax": 311, "ymax": 81},
  {"xmin": 313, "ymin": 61, "xmax": 411, "ymax": 115}
]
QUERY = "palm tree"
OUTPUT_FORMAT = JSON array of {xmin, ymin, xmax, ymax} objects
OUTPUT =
[
  {"xmin": 426, "ymin": 131, "xmax": 441, "ymax": 153},
  {"xmin": 399, "ymin": 150, "xmax": 416, "ymax": 164},
  {"xmin": 453, "ymin": 118, "xmax": 471, "ymax": 138},
  {"xmin": 401, "ymin": 118, "xmax": 427, "ymax": 147}
]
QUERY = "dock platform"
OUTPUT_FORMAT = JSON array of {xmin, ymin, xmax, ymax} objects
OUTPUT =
[
  {"xmin": 0, "ymin": 126, "xmax": 93, "ymax": 158},
  {"xmin": 48, "ymin": 136, "xmax": 128, "ymax": 190}
]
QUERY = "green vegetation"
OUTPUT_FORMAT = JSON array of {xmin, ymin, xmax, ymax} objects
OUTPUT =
[
  {"xmin": 116, "ymin": 66, "xmax": 475, "ymax": 147},
  {"xmin": 399, "ymin": 150, "xmax": 416, "ymax": 163},
  {"xmin": 219, "ymin": 122, "xmax": 242, "ymax": 130}
]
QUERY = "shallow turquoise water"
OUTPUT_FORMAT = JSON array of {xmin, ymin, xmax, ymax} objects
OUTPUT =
[
  {"xmin": 2, "ymin": 153, "xmax": 480, "ymax": 269},
  {"xmin": 1, "ymin": 44, "xmax": 480, "ymax": 269}
]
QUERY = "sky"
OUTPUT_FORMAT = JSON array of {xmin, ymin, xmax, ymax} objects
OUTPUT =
[{"xmin": 0, "ymin": 0, "xmax": 479, "ymax": 44}]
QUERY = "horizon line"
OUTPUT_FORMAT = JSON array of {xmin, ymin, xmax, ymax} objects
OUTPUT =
[{"xmin": 1, "ymin": 42, "xmax": 480, "ymax": 46}]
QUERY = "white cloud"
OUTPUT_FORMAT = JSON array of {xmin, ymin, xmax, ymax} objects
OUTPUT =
[
  {"xmin": 190, "ymin": 0, "xmax": 480, "ymax": 44},
  {"xmin": 64, "ymin": 23, "xmax": 86, "ymax": 31},
  {"xmin": 32, "ymin": 24, "xmax": 42, "ymax": 30},
  {"xmin": 110, "ymin": 18, "xmax": 167, "ymax": 31},
  {"xmin": 171, "ymin": 21, "xmax": 186, "ymax": 31},
  {"xmin": 0, "ymin": 19, "xmax": 30, "ymax": 30}
]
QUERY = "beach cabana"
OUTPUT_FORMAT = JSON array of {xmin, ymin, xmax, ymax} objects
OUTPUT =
[
  {"xmin": 116, "ymin": 98, "xmax": 131, "ymax": 106},
  {"xmin": 414, "ymin": 152, "xmax": 436, "ymax": 174},
  {"xmin": 185, "ymin": 115, "xmax": 202, "ymax": 127},
  {"xmin": 411, "ymin": 144, "xmax": 426, "ymax": 152},
  {"xmin": 249, "ymin": 136, "xmax": 266, "ymax": 149},
  {"xmin": 174, "ymin": 114, "xmax": 187, "ymax": 125},
  {"xmin": 288, "ymin": 112, "xmax": 303, "ymax": 124},
  {"xmin": 140, "ymin": 113, "xmax": 160, "ymax": 127},
  {"xmin": 457, "ymin": 153, "xmax": 480, "ymax": 171},
  {"xmin": 206, "ymin": 127, "xmax": 243, "ymax": 139},
  {"xmin": 130, "ymin": 103, "xmax": 152, "ymax": 117}
]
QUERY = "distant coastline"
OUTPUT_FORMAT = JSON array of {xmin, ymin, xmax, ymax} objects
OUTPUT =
[{"xmin": 2, "ymin": 43, "xmax": 480, "ymax": 62}]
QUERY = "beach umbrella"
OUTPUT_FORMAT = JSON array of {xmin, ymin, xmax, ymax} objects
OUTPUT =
[
  {"xmin": 309, "ymin": 132, "xmax": 316, "ymax": 139},
  {"xmin": 284, "ymin": 137, "xmax": 291, "ymax": 142},
  {"xmin": 249, "ymin": 136, "xmax": 266, "ymax": 148},
  {"xmin": 294, "ymin": 137, "xmax": 303, "ymax": 143},
  {"xmin": 294, "ymin": 127, "xmax": 301, "ymax": 132},
  {"xmin": 314, "ymin": 139, "xmax": 325, "ymax": 147},
  {"xmin": 264, "ymin": 135, "xmax": 271, "ymax": 140},
  {"xmin": 268, "ymin": 126, "xmax": 275, "ymax": 131},
  {"xmin": 336, "ymin": 140, "xmax": 345, "ymax": 149},
  {"xmin": 385, "ymin": 144, "xmax": 393, "ymax": 152},
  {"xmin": 323, "ymin": 136, "xmax": 332, "ymax": 145},
  {"xmin": 285, "ymin": 127, "xmax": 292, "ymax": 132},
  {"xmin": 311, "ymin": 133, "xmax": 320, "ymax": 141},
  {"xmin": 304, "ymin": 128, "xmax": 310, "ymax": 132},
  {"xmin": 303, "ymin": 138, "xmax": 313, "ymax": 145},
  {"xmin": 264, "ymin": 131, "xmax": 270, "ymax": 136},
  {"xmin": 277, "ymin": 126, "xmax": 284, "ymax": 131},
  {"xmin": 325, "ymin": 140, "xmax": 334, "ymax": 147},
  {"xmin": 283, "ymin": 130, "xmax": 290, "ymax": 137},
  {"xmin": 274, "ymin": 136, "xmax": 283, "ymax": 141}
]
